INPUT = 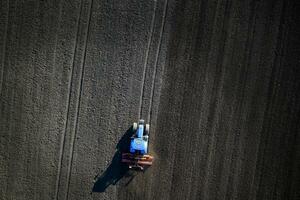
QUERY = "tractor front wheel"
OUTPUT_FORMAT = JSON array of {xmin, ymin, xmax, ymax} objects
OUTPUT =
[
  {"xmin": 133, "ymin": 122, "xmax": 138, "ymax": 131},
  {"xmin": 145, "ymin": 124, "xmax": 150, "ymax": 135}
]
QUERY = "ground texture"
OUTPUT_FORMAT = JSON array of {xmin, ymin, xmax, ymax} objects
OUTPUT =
[{"xmin": 0, "ymin": 0, "xmax": 299, "ymax": 200}]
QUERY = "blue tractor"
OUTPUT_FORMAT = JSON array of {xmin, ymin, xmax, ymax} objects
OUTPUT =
[{"xmin": 122, "ymin": 119, "xmax": 153, "ymax": 170}]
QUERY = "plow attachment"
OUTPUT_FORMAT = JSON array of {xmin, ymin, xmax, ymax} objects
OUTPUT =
[{"xmin": 122, "ymin": 153, "xmax": 153, "ymax": 170}]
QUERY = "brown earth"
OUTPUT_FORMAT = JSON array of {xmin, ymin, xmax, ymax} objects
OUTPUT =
[{"xmin": 0, "ymin": 0, "xmax": 299, "ymax": 200}]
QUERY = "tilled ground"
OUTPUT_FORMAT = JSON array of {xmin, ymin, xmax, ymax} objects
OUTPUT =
[{"xmin": 0, "ymin": 0, "xmax": 299, "ymax": 200}]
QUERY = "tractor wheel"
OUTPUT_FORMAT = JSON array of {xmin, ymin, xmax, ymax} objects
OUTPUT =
[
  {"xmin": 132, "ymin": 122, "xmax": 138, "ymax": 131},
  {"xmin": 145, "ymin": 124, "xmax": 150, "ymax": 135}
]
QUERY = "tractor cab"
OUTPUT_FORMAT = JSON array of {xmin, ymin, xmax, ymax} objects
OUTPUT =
[{"xmin": 130, "ymin": 123, "xmax": 149, "ymax": 154}]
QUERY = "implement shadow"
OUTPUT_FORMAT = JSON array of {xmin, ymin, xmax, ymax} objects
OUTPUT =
[{"xmin": 92, "ymin": 127, "xmax": 136, "ymax": 192}]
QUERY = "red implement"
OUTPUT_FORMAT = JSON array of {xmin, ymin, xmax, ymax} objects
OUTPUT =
[{"xmin": 122, "ymin": 153, "xmax": 153, "ymax": 170}]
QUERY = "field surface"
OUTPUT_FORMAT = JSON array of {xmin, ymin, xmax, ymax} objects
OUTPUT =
[{"xmin": 0, "ymin": 0, "xmax": 299, "ymax": 199}]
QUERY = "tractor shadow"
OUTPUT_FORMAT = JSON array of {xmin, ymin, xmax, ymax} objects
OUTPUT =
[{"xmin": 92, "ymin": 127, "xmax": 137, "ymax": 193}]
